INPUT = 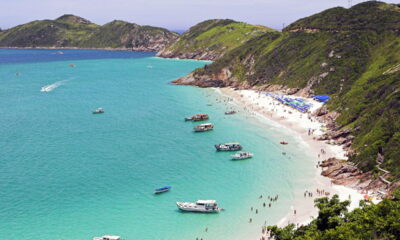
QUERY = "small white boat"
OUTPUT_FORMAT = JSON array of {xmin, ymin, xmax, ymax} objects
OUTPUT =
[
  {"xmin": 231, "ymin": 151, "xmax": 253, "ymax": 160},
  {"xmin": 92, "ymin": 108, "xmax": 105, "ymax": 114},
  {"xmin": 93, "ymin": 235, "xmax": 120, "ymax": 240},
  {"xmin": 176, "ymin": 200, "xmax": 222, "ymax": 213}
]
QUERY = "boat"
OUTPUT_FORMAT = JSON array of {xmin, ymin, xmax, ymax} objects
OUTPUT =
[
  {"xmin": 92, "ymin": 108, "xmax": 105, "ymax": 114},
  {"xmin": 231, "ymin": 151, "xmax": 253, "ymax": 160},
  {"xmin": 176, "ymin": 200, "xmax": 222, "ymax": 213},
  {"xmin": 93, "ymin": 235, "xmax": 120, "ymax": 240},
  {"xmin": 215, "ymin": 142, "xmax": 242, "ymax": 151},
  {"xmin": 224, "ymin": 110, "xmax": 236, "ymax": 115},
  {"xmin": 280, "ymin": 141, "xmax": 288, "ymax": 145},
  {"xmin": 193, "ymin": 113, "xmax": 209, "ymax": 121},
  {"xmin": 193, "ymin": 123, "xmax": 214, "ymax": 132},
  {"xmin": 184, "ymin": 113, "xmax": 209, "ymax": 121},
  {"xmin": 40, "ymin": 86, "xmax": 52, "ymax": 92},
  {"xmin": 154, "ymin": 186, "xmax": 171, "ymax": 194}
]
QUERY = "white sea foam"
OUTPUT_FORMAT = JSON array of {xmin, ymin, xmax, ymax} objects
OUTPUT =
[{"xmin": 40, "ymin": 80, "xmax": 68, "ymax": 92}]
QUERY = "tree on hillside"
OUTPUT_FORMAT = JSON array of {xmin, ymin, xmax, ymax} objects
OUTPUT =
[{"xmin": 267, "ymin": 194, "xmax": 400, "ymax": 240}]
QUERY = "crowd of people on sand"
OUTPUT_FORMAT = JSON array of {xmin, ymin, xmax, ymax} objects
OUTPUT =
[
  {"xmin": 303, "ymin": 189, "xmax": 330, "ymax": 198},
  {"xmin": 256, "ymin": 188, "xmax": 333, "ymax": 240}
]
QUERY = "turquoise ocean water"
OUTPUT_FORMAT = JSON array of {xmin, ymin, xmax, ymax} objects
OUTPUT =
[{"xmin": 0, "ymin": 49, "xmax": 317, "ymax": 240}]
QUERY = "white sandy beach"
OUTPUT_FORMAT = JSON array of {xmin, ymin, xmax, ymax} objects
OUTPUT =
[{"xmin": 213, "ymin": 87, "xmax": 366, "ymax": 237}]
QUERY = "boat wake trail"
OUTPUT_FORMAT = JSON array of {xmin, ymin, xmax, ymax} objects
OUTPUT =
[{"xmin": 40, "ymin": 79, "xmax": 69, "ymax": 92}]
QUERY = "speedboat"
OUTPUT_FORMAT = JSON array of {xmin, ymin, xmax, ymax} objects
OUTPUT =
[
  {"xmin": 280, "ymin": 141, "xmax": 288, "ymax": 145},
  {"xmin": 40, "ymin": 86, "xmax": 52, "ymax": 92},
  {"xmin": 224, "ymin": 110, "xmax": 236, "ymax": 115},
  {"xmin": 92, "ymin": 108, "xmax": 105, "ymax": 114},
  {"xmin": 185, "ymin": 113, "xmax": 209, "ymax": 121},
  {"xmin": 176, "ymin": 200, "xmax": 222, "ymax": 213},
  {"xmin": 231, "ymin": 151, "xmax": 253, "ymax": 160},
  {"xmin": 154, "ymin": 186, "xmax": 171, "ymax": 194},
  {"xmin": 193, "ymin": 123, "xmax": 214, "ymax": 132},
  {"xmin": 215, "ymin": 142, "xmax": 242, "ymax": 151},
  {"xmin": 93, "ymin": 235, "xmax": 120, "ymax": 240}
]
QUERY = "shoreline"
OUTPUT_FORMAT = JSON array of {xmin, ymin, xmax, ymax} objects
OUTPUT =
[{"xmin": 213, "ymin": 87, "xmax": 365, "ymax": 236}]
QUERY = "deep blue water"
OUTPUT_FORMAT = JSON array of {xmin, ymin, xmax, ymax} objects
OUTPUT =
[{"xmin": 0, "ymin": 49, "xmax": 154, "ymax": 64}]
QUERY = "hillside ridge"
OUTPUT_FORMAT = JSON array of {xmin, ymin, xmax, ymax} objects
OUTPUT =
[
  {"xmin": 0, "ymin": 15, "xmax": 179, "ymax": 51},
  {"xmin": 156, "ymin": 19, "xmax": 277, "ymax": 60}
]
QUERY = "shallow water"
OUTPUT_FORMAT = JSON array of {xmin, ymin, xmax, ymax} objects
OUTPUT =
[{"xmin": 0, "ymin": 49, "xmax": 317, "ymax": 240}]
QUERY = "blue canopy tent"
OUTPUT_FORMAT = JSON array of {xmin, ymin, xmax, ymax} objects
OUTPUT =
[{"xmin": 314, "ymin": 95, "xmax": 330, "ymax": 103}]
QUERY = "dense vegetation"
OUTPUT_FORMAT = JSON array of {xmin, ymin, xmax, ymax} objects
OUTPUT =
[
  {"xmin": 191, "ymin": 1, "xmax": 400, "ymax": 181},
  {"xmin": 267, "ymin": 192, "xmax": 400, "ymax": 240},
  {"xmin": 157, "ymin": 19, "xmax": 276, "ymax": 60},
  {"xmin": 0, "ymin": 14, "xmax": 178, "ymax": 50}
]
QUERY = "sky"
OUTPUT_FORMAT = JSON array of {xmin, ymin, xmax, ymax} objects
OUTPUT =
[{"xmin": 0, "ymin": 0, "xmax": 395, "ymax": 31}]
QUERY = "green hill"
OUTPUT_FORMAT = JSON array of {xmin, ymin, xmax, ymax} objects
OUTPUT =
[
  {"xmin": 173, "ymin": 2, "xmax": 400, "ymax": 182},
  {"xmin": 0, "ymin": 14, "xmax": 178, "ymax": 51},
  {"xmin": 156, "ymin": 19, "xmax": 276, "ymax": 60}
]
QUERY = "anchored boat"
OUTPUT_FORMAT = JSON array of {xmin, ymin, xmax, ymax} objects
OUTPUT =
[
  {"xmin": 224, "ymin": 110, "xmax": 236, "ymax": 115},
  {"xmin": 176, "ymin": 200, "xmax": 222, "ymax": 213},
  {"xmin": 185, "ymin": 113, "xmax": 209, "ymax": 121},
  {"xmin": 231, "ymin": 151, "xmax": 253, "ymax": 160},
  {"xmin": 154, "ymin": 186, "xmax": 171, "ymax": 194},
  {"xmin": 193, "ymin": 123, "xmax": 214, "ymax": 132},
  {"xmin": 93, "ymin": 235, "xmax": 120, "ymax": 240},
  {"xmin": 215, "ymin": 142, "xmax": 242, "ymax": 151},
  {"xmin": 92, "ymin": 108, "xmax": 105, "ymax": 114}
]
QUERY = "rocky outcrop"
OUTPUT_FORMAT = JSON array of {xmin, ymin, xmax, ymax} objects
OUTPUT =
[
  {"xmin": 172, "ymin": 67, "xmax": 237, "ymax": 87},
  {"xmin": 172, "ymin": 72, "xmax": 227, "ymax": 87},
  {"xmin": 156, "ymin": 50, "xmax": 221, "ymax": 61},
  {"xmin": 320, "ymin": 158, "xmax": 389, "ymax": 192}
]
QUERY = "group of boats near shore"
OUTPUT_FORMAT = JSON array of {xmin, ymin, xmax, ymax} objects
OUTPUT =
[
  {"xmin": 154, "ymin": 112, "xmax": 254, "ymax": 215},
  {"xmin": 185, "ymin": 113, "xmax": 254, "ymax": 160},
  {"xmin": 169, "ymin": 111, "xmax": 254, "ymax": 213},
  {"xmin": 93, "ymin": 110, "xmax": 250, "ymax": 238}
]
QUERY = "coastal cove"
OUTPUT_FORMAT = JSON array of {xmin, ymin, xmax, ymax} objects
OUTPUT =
[{"xmin": 1, "ymin": 49, "xmax": 357, "ymax": 240}]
